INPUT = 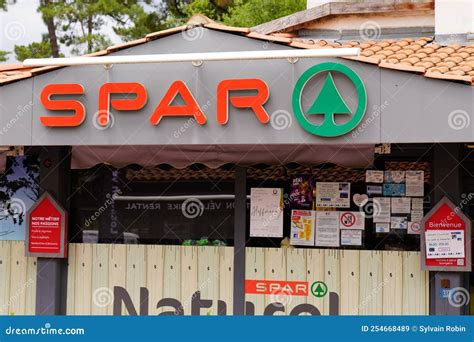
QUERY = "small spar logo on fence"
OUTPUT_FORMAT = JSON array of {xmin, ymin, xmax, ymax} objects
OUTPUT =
[{"xmin": 245, "ymin": 280, "xmax": 328, "ymax": 298}]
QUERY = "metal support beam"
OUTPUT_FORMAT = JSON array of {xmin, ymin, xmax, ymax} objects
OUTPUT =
[
  {"xmin": 35, "ymin": 146, "xmax": 71, "ymax": 315},
  {"xmin": 233, "ymin": 166, "xmax": 247, "ymax": 315}
]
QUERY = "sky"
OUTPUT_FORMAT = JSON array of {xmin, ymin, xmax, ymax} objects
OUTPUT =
[{"xmin": 0, "ymin": 0, "xmax": 123, "ymax": 63}]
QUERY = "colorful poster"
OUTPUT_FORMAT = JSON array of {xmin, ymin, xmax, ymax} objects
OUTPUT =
[
  {"xmin": 365, "ymin": 170, "xmax": 384, "ymax": 183},
  {"xmin": 391, "ymin": 216, "xmax": 408, "ymax": 229},
  {"xmin": 315, "ymin": 211, "xmax": 340, "ymax": 247},
  {"xmin": 373, "ymin": 197, "xmax": 391, "ymax": 223},
  {"xmin": 339, "ymin": 211, "xmax": 365, "ymax": 230},
  {"xmin": 383, "ymin": 184, "xmax": 405, "ymax": 196},
  {"xmin": 290, "ymin": 210, "xmax": 316, "ymax": 246},
  {"xmin": 384, "ymin": 170, "xmax": 405, "ymax": 183},
  {"xmin": 289, "ymin": 176, "xmax": 314, "ymax": 209},
  {"xmin": 341, "ymin": 230, "xmax": 362, "ymax": 246},
  {"xmin": 376, "ymin": 222, "xmax": 390, "ymax": 233},
  {"xmin": 406, "ymin": 170, "xmax": 424, "ymax": 197},
  {"xmin": 315, "ymin": 182, "xmax": 350, "ymax": 208},
  {"xmin": 426, "ymin": 230, "xmax": 465, "ymax": 259},
  {"xmin": 250, "ymin": 188, "xmax": 284, "ymax": 237},
  {"xmin": 391, "ymin": 197, "xmax": 411, "ymax": 214}
]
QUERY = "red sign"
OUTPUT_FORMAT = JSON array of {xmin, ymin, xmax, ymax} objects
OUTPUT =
[
  {"xmin": 421, "ymin": 197, "xmax": 471, "ymax": 272},
  {"xmin": 26, "ymin": 192, "xmax": 67, "ymax": 258},
  {"xmin": 245, "ymin": 280, "xmax": 308, "ymax": 296}
]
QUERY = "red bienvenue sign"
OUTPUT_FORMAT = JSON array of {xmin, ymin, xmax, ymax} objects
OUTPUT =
[
  {"xmin": 421, "ymin": 197, "xmax": 471, "ymax": 272},
  {"xmin": 245, "ymin": 280, "xmax": 308, "ymax": 296},
  {"xmin": 25, "ymin": 192, "xmax": 67, "ymax": 258}
]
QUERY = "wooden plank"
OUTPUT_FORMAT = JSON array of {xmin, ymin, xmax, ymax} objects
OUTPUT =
[
  {"xmin": 181, "ymin": 246, "xmax": 198, "ymax": 316},
  {"xmin": 382, "ymin": 251, "xmax": 403, "ymax": 315},
  {"xmin": 264, "ymin": 248, "xmax": 286, "ymax": 315},
  {"xmin": 0, "ymin": 241, "xmax": 12, "ymax": 315},
  {"xmin": 306, "ymin": 248, "xmax": 325, "ymax": 315},
  {"xmin": 74, "ymin": 243, "xmax": 93, "ymax": 315},
  {"xmin": 323, "ymin": 249, "xmax": 340, "ymax": 315},
  {"xmin": 146, "ymin": 245, "xmax": 164, "ymax": 315},
  {"xmin": 109, "ymin": 244, "xmax": 127, "ymax": 315},
  {"xmin": 66, "ymin": 243, "xmax": 76, "ymax": 315},
  {"xmin": 340, "ymin": 250, "xmax": 360, "ymax": 315},
  {"xmin": 197, "ymin": 246, "xmax": 220, "ymax": 315},
  {"xmin": 162, "ymin": 245, "xmax": 181, "ymax": 314},
  {"xmin": 358, "ymin": 250, "xmax": 383, "ymax": 315},
  {"xmin": 402, "ymin": 251, "xmax": 427, "ymax": 315},
  {"xmin": 24, "ymin": 255, "xmax": 37, "ymax": 315},
  {"xmin": 91, "ymin": 244, "xmax": 110, "ymax": 315},
  {"xmin": 286, "ymin": 248, "xmax": 307, "ymax": 314},
  {"xmin": 218, "ymin": 247, "xmax": 233, "ymax": 316},
  {"xmin": 8, "ymin": 241, "xmax": 27, "ymax": 315},
  {"xmin": 245, "ymin": 247, "xmax": 265, "ymax": 315},
  {"xmin": 126, "ymin": 244, "xmax": 146, "ymax": 315}
]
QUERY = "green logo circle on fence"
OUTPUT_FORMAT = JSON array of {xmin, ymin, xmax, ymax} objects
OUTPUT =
[
  {"xmin": 292, "ymin": 62, "xmax": 367, "ymax": 137},
  {"xmin": 311, "ymin": 281, "xmax": 328, "ymax": 298}
]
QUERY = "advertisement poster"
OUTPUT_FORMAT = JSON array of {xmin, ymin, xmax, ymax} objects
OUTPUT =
[
  {"xmin": 365, "ymin": 170, "xmax": 384, "ymax": 183},
  {"xmin": 391, "ymin": 216, "xmax": 408, "ymax": 229},
  {"xmin": 289, "ymin": 176, "xmax": 314, "ymax": 210},
  {"xmin": 341, "ymin": 230, "xmax": 362, "ymax": 246},
  {"xmin": 384, "ymin": 170, "xmax": 405, "ymax": 183},
  {"xmin": 391, "ymin": 197, "xmax": 411, "ymax": 214},
  {"xmin": 373, "ymin": 197, "xmax": 391, "ymax": 223},
  {"xmin": 425, "ymin": 230, "xmax": 465, "ymax": 259},
  {"xmin": 315, "ymin": 182, "xmax": 350, "ymax": 208},
  {"xmin": 250, "ymin": 188, "xmax": 284, "ymax": 237},
  {"xmin": 406, "ymin": 170, "xmax": 424, "ymax": 196},
  {"xmin": 383, "ymin": 183, "xmax": 406, "ymax": 196},
  {"xmin": 339, "ymin": 211, "xmax": 365, "ymax": 230},
  {"xmin": 315, "ymin": 211, "xmax": 340, "ymax": 247},
  {"xmin": 290, "ymin": 210, "xmax": 316, "ymax": 246}
]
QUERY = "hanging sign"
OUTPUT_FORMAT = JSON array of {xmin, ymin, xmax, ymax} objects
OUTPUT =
[
  {"xmin": 25, "ymin": 192, "xmax": 68, "ymax": 258},
  {"xmin": 421, "ymin": 197, "xmax": 471, "ymax": 272}
]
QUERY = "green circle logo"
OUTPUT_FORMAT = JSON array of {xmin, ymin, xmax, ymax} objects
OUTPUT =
[
  {"xmin": 292, "ymin": 62, "xmax": 367, "ymax": 137},
  {"xmin": 311, "ymin": 281, "xmax": 328, "ymax": 298}
]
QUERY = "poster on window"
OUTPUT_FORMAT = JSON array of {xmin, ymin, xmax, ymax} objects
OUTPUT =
[
  {"xmin": 250, "ymin": 188, "xmax": 284, "ymax": 237},
  {"xmin": 315, "ymin": 182, "xmax": 350, "ymax": 208},
  {"xmin": 373, "ymin": 197, "xmax": 391, "ymax": 223},
  {"xmin": 315, "ymin": 211, "xmax": 340, "ymax": 247},
  {"xmin": 341, "ymin": 229, "xmax": 362, "ymax": 246},
  {"xmin": 290, "ymin": 210, "xmax": 316, "ymax": 246},
  {"xmin": 406, "ymin": 170, "xmax": 424, "ymax": 196},
  {"xmin": 289, "ymin": 176, "xmax": 314, "ymax": 210}
]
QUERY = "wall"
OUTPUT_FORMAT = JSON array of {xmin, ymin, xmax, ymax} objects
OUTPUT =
[{"xmin": 0, "ymin": 241, "xmax": 37, "ymax": 315}]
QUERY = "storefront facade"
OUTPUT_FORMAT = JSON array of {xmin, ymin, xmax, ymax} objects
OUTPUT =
[{"xmin": 0, "ymin": 18, "xmax": 473, "ymax": 316}]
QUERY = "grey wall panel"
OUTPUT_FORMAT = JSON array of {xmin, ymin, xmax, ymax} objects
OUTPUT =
[
  {"xmin": 381, "ymin": 69, "xmax": 473, "ymax": 143},
  {"xmin": 0, "ymin": 79, "xmax": 33, "ymax": 145}
]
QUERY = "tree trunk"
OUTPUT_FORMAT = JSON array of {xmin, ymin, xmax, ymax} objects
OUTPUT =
[{"xmin": 41, "ymin": 0, "xmax": 60, "ymax": 57}]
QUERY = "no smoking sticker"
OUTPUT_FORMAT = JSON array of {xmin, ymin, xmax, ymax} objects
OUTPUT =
[{"xmin": 339, "ymin": 211, "xmax": 365, "ymax": 230}]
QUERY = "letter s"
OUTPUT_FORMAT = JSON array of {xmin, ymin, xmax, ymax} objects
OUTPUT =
[{"xmin": 40, "ymin": 84, "xmax": 85, "ymax": 127}]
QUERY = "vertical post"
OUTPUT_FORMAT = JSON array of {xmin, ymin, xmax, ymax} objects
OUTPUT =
[
  {"xmin": 35, "ymin": 146, "xmax": 71, "ymax": 315},
  {"xmin": 431, "ymin": 143, "xmax": 466, "ymax": 315},
  {"xmin": 233, "ymin": 166, "xmax": 247, "ymax": 315}
]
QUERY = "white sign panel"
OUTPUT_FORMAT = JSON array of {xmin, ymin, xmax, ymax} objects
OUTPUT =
[
  {"xmin": 406, "ymin": 170, "xmax": 424, "ymax": 197},
  {"xmin": 250, "ymin": 188, "xmax": 283, "ymax": 237},
  {"xmin": 339, "ymin": 211, "xmax": 365, "ymax": 230},
  {"xmin": 316, "ymin": 182, "xmax": 350, "ymax": 208},
  {"xmin": 425, "ymin": 230, "xmax": 465, "ymax": 259},
  {"xmin": 315, "ymin": 211, "xmax": 340, "ymax": 247},
  {"xmin": 391, "ymin": 197, "xmax": 411, "ymax": 214},
  {"xmin": 341, "ymin": 230, "xmax": 362, "ymax": 246},
  {"xmin": 373, "ymin": 197, "xmax": 391, "ymax": 223}
]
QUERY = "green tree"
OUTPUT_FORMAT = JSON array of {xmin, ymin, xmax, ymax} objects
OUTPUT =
[
  {"xmin": 0, "ymin": 51, "xmax": 9, "ymax": 62},
  {"xmin": 14, "ymin": 35, "xmax": 55, "ymax": 61}
]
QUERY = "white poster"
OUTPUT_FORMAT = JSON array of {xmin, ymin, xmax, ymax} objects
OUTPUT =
[
  {"xmin": 316, "ymin": 182, "xmax": 350, "ymax": 208},
  {"xmin": 290, "ymin": 210, "xmax": 316, "ymax": 246},
  {"xmin": 391, "ymin": 197, "xmax": 411, "ymax": 214},
  {"xmin": 391, "ymin": 216, "xmax": 408, "ymax": 229},
  {"xmin": 406, "ymin": 170, "xmax": 424, "ymax": 197},
  {"xmin": 365, "ymin": 170, "xmax": 384, "ymax": 183},
  {"xmin": 376, "ymin": 222, "xmax": 390, "ymax": 233},
  {"xmin": 339, "ymin": 211, "xmax": 365, "ymax": 230},
  {"xmin": 411, "ymin": 210, "xmax": 424, "ymax": 223},
  {"xmin": 315, "ymin": 211, "xmax": 340, "ymax": 247},
  {"xmin": 373, "ymin": 197, "xmax": 391, "ymax": 223},
  {"xmin": 250, "ymin": 188, "xmax": 283, "ymax": 237},
  {"xmin": 384, "ymin": 170, "xmax": 405, "ymax": 183},
  {"xmin": 426, "ymin": 230, "xmax": 465, "ymax": 259},
  {"xmin": 411, "ymin": 197, "xmax": 424, "ymax": 211},
  {"xmin": 341, "ymin": 230, "xmax": 362, "ymax": 246}
]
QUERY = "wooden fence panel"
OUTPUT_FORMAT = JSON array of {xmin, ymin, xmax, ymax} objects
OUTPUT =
[
  {"xmin": 382, "ymin": 251, "xmax": 403, "ymax": 315},
  {"xmin": 358, "ymin": 250, "xmax": 383, "ymax": 315},
  {"xmin": 245, "ymin": 247, "xmax": 265, "ymax": 315},
  {"xmin": 286, "ymin": 248, "xmax": 307, "ymax": 314},
  {"xmin": 340, "ymin": 250, "xmax": 360, "ymax": 315}
]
